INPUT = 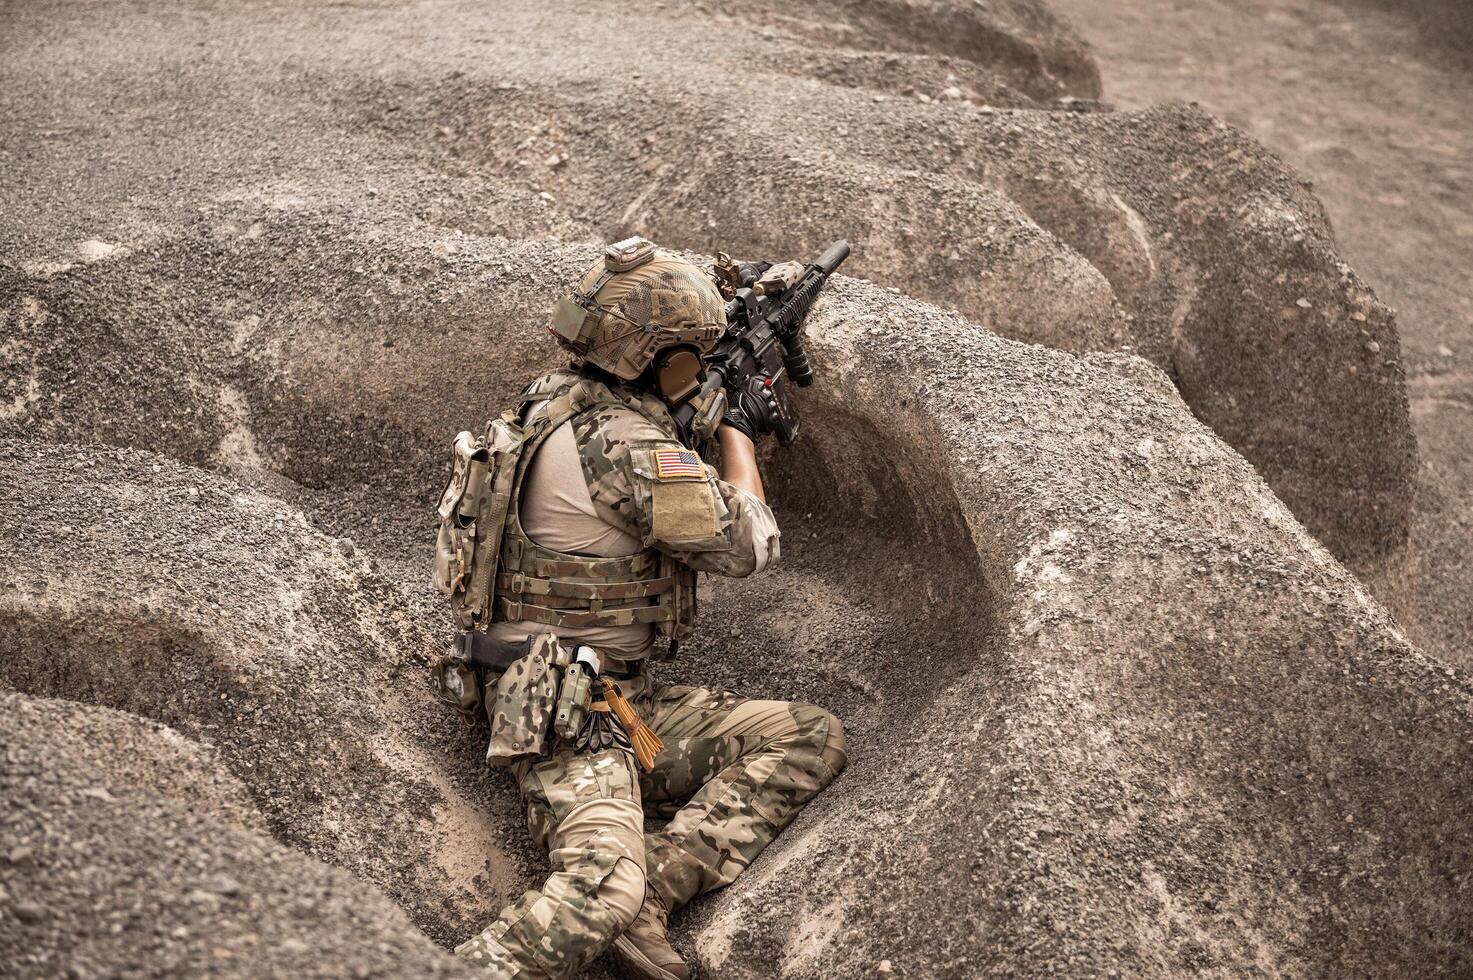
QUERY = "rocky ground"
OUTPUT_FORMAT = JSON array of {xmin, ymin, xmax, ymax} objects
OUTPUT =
[
  {"xmin": 1048, "ymin": 0, "xmax": 1473, "ymax": 671},
  {"xmin": 1, "ymin": 0, "xmax": 1469, "ymax": 977},
  {"xmin": 1, "ymin": 691, "xmax": 479, "ymax": 979}
]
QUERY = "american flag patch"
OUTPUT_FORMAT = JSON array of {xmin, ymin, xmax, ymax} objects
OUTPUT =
[{"xmin": 654, "ymin": 449, "xmax": 704, "ymax": 480}]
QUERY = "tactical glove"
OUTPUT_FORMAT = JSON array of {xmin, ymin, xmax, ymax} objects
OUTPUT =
[{"xmin": 722, "ymin": 375, "xmax": 781, "ymax": 440}]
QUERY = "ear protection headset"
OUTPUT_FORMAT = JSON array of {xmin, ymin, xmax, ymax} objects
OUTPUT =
[{"xmin": 652, "ymin": 346, "xmax": 706, "ymax": 404}]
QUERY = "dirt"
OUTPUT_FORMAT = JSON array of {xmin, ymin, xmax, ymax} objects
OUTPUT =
[
  {"xmin": 2, "ymin": 0, "xmax": 1418, "ymax": 565},
  {"xmin": 0, "ymin": 440, "xmax": 540, "ymax": 946},
  {"xmin": 1, "ymin": 0, "xmax": 1469, "ymax": 977},
  {"xmin": 344, "ymin": 59, "xmax": 1414, "ymax": 565}
]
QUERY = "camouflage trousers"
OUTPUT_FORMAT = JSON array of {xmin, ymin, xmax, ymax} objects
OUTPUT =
[{"xmin": 455, "ymin": 671, "xmax": 848, "ymax": 979}]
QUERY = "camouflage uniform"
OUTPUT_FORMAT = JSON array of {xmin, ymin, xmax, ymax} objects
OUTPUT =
[{"xmin": 455, "ymin": 388, "xmax": 847, "ymax": 979}]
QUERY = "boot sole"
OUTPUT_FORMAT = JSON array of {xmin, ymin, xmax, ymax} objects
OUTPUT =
[{"xmin": 611, "ymin": 935, "xmax": 685, "ymax": 980}]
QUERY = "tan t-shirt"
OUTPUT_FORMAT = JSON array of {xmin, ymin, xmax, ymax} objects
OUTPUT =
[{"xmin": 486, "ymin": 401, "xmax": 779, "ymax": 662}]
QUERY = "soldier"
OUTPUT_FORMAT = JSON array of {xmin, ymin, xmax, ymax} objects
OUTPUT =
[{"xmin": 444, "ymin": 239, "xmax": 848, "ymax": 980}]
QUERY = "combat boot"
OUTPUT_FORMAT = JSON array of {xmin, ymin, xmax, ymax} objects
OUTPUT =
[{"xmin": 611, "ymin": 890, "xmax": 689, "ymax": 980}]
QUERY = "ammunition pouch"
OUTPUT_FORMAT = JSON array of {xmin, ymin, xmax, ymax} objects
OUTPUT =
[{"xmin": 480, "ymin": 635, "xmax": 658, "ymax": 767}]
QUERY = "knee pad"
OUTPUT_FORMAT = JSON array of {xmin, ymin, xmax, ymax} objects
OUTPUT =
[
  {"xmin": 598, "ymin": 855, "xmax": 647, "ymax": 931},
  {"xmin": 819, "ymin": 712, "xmax": 848, "ymax": 776},
  {"xmin": 791, "ymin": 704, "xmax": 849, "ymax": 777}
]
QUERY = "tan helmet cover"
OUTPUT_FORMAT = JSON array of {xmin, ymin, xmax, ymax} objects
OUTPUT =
[{"xmin": 549, "ymin": 241, "xmax": 727, "ymax": 381}]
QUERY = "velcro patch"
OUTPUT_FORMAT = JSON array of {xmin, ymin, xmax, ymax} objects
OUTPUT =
[
  {"xmin": 651, "ymin": 479, "xmax": 720, "ymax": 543},
  {"xmin": 653, "ymin": 449, "xmax": 704, "ymax": 481}
]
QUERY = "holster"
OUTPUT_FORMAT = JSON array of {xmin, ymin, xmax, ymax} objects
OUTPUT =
[{"xmin": 484, "ymin": 633, "xmax": 570, "ymax": 768}]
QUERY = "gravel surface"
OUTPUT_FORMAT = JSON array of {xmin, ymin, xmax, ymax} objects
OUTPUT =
[
  {"xmin": 1050, "ymin": 0, "xmax": 1473, "ymax": 672},
  {"xmin": 1, "ymin": 0, "xmax": 1414, "ymax": 562},
  {"xmin": 0, "ymin": 440, "xmax": 539, "ymax": 949}
]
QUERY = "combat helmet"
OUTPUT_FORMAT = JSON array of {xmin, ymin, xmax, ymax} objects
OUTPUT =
[{"xmin": 549, "ymin": 238, "xmax": 727, "ymax": 395}]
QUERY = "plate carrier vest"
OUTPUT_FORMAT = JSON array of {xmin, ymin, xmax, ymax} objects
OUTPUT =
[{"xmin": 435, "ymin": 370, "xmax": 697, "ymax": 646}]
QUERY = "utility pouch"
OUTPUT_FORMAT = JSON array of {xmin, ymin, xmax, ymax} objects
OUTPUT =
[
  {"xmin": 552, "ymin": 646, "xmax": 602, "ymax": 741},
  {"xmin": 429, "ymin": 630, "xmax": 536, "ymax": 718},
  {"xmin": 485, "ymin": 633, "xmax": 571, "ymax": 768},
  {"xmin": 434, "ymin": 431, "xmax": 488, "ymax": 594},
  {"xmin": 434, "ymin": 416, "xmax": 524, "ymax": 629},
  {"xmin": 552, "ymin": 666, "xmax": 593, "ymax": 742},
  {"xmin": 653, "ymin": 554, "xmax": 697, "ymax": 648},
  {"xmin": 429, "ymin": 652, "xmax": 482, "ymax": 717}
]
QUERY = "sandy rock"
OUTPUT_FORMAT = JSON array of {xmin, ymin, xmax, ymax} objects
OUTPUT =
[
  {"xmin": 326, "ymin": 11, "xmax": 1409, "ymax": 566},
  {"xmin": 2, "ymin": 240, "xmax": 1470, "ymax": 975},
  {"xmin": 75, "ymin": 239, "xmax": 122, "ymax": 262},
  {"xmin": 0, "ymin": 693, "xmax": 475, "ymax": 980},
  {"xmin": 671, "ymin": 277, "xmax": 1472, "ymax": 977},
  {"xmin": 711, "ymin": 0, "xmax": 1102, "ymax": 100},
  {"xmin": 0, "ymin": 0, "xmax": 1413, "ymax": 565}
]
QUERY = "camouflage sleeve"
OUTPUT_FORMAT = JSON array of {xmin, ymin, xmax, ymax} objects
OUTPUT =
[
  {"xmin": 573, "ymin": 407, "xmax": 780, "ymax": 577},
  {"xmin": 700, "ymin": 480, "xmax": 781, "ymax": 576}
]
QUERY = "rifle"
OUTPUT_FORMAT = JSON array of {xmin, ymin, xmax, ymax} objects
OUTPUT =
[{"xmin": 676, "ymin": 240, "xmax": 851, "ymax": 447}]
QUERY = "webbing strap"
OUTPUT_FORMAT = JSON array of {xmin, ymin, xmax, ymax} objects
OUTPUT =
[
  {"xmin": 504, "ymin": 592, "xmax": 661, "ymax": 612},
  {"xmin": 496, "ymin": 571, "xmax": 675, "ymax": 601},
  {"xmin": 497, "ymin": 597, "xmax": 675, "ymax": 628},
  {"xmin": 502, "ymin": 548, "xmax": 660, "ymax": 580},
  {"xmin": 584, "ymin": 268, "xmax": 617, "ymax": 303}
]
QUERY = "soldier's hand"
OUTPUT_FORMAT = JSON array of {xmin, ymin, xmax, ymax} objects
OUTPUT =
[{"xmin": 722, "ymin": 376, "xmax": 780, "ymax": 440}]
